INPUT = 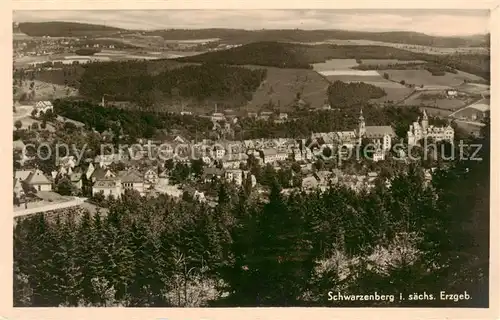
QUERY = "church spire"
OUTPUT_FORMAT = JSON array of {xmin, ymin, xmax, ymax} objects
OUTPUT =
[
  {"xmin": 358, "ymin": 108, "xmax": 366, "ymax": 138},
  {"xmin": 421, "ymin": 109, "xmax": 429, "ymax": 131}
]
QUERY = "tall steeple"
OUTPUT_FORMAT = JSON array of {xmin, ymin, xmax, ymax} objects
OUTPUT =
[
  {"xmin": 358, "ymin": 108, "xmax": 366, "ymax": 137},
  {"xmin": 421, "ymin": 109, "xmax": 429, "ymax": 131}
]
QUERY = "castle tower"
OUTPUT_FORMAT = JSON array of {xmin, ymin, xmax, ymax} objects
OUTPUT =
[
  {"xmin": 421, "ymin": 109, "xmax": 429, "ymax": 133},
  {"xmin": 358, "ymin": 108, "xmax": 366, "ymax": 137}
]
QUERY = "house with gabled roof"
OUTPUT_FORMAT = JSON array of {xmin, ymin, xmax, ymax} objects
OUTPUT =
[
  {"xmin": 92, "ymin": 178, "xmax": 121, "ymax": 198},
  {"xmin": 24, "ymin": 169, "xmax": 53, "ymax": 192},
  {"xmin": 118, "ymin": 169, "xmax": 144, "ymax": 195},
  {"xmin": 33, "ymin": 101, "xmax": 53, "ymax": 117}
]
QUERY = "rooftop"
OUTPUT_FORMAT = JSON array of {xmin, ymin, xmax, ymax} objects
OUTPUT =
[{"xmin": 365, "ymin": 126, "xmax": 396, "ymax": 138}]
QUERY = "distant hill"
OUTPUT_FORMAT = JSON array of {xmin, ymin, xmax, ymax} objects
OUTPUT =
[
  {"xmin": 17, "ymin": 21, "xmax": 126, "ymax": 37},
  {"xmin": 176, "ymin": 41, "xmax": 422, "ymax": 69},
  {"xmin": 16, "ymin": 21, "xmax": 489, "ymax": 47},
  {"xmin": 151, "ymin": 28, "xmax": 490, "ymax": 48},
  {"xmin": 176, "ymin": 41, "xmax": 490, "ymax": 79}
]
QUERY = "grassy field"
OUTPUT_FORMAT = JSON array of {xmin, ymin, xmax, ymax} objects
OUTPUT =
[
  {"xmin": 456, "ymin": 82, "xmax": 490, "ymax": 95},
  {"xmin": 318, "ymin": 39, "xmax": 489, "ymax": 55},
  {"xmin": 14, "ymin": 79, "xmax": 79, "ymax": 101},
  {"xmin": 378, "ymin": 69, "xmax": 483, "ymax": 87},
  {"xmin": 243, "ymin": 65, "xmax": 330, "ymax": 112},
  {"xmin": 358, "ymin": 59, "xmax": 426, "ymax": 65},
  {"xmin": 312, "ymin": 59, "xmax": 359, "ymax": 71},
  {"xmin": 419, "ymin": 106, "xmax": 453, "ymax": 117},
  {"xmin": 400, "ymin": 91, "xmax": 470, "ymax": 110}
]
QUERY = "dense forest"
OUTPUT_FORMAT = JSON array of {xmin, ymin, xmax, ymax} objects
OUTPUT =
[
  {"xmin": 176, "ymin": 42, "xmax": 424, "ymax": 69},
  {"xmin": 52, "ymin": 99, "xmax": 213, "ymax": 140},
  {"xmin": 17, "ymin": 22, "xmax": 125, "ymax": 37},
  {"xmin": 177, "ymin": 42, "xmax": 490, "ymax": 80},
  {"xmin": 77, "ymin": 62, "xmax": 267, "ymax": 107},
  {"xmin": 13, "ymin": 121, "xmax": 490, "ymax": 307},
  {"xmin": 327, "ymin": 81, "xmax": 387, "ymax": 107},
  {"xmin": 139, "ymin": 28, "xmax": 488, "ymax": 47}
]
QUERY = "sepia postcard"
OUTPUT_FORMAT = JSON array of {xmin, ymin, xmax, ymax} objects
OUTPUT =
[{"xmin": 3, "ymin": 1, "xmax": 499, "ymax": 319}]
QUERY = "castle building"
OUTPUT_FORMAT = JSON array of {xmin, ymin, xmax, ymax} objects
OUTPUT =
[{"xmin": 407, "ymin": 110, "xmax": 454, "ymax": 146}]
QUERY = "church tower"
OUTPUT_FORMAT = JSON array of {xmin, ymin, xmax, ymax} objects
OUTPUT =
[
  {"xmin": 421, "ymin": 109, "xmax": 429, "ymax": 133},
  {"xmin": 358, "ymin": 108, "xmax": 366, "ymax": 137}
]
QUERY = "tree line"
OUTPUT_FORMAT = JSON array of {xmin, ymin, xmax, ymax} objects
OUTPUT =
[{"xmin": 78, "ymin": 62, "xmax": 267, "ymax": 108}]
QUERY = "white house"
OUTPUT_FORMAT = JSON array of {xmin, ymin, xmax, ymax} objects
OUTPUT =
[
  {"xmin": 33, "ymin": 101, "xmax": 54, "ymax": 117},
  {"xmin": 118, "ymin": 170, "xmax": 144, "ymax": 195},
  {"xmin": 92, "ymin": 179, "xmax": 122, "ymax": 198},
  {"xmin": 23, "ymin": 169, "xmax": 53, "ymax": 192},
  {"xmin": 225, "ymin": 169, "xmax": 243, "ymax": 186}
]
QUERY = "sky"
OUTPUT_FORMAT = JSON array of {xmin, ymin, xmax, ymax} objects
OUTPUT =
[{"xmin": 13, "ymin": 10, "xmax": 490, "ymax": 37}]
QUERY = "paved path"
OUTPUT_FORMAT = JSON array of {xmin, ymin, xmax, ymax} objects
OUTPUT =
[{"xmin": 13, "ymin": 197, "xmax": 87, "ymax": 217}]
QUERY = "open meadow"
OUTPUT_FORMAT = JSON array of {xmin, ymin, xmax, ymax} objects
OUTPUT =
[
  {"xmin": 244, "ymin": 65, "xmax": 331, "ymax": 112},
  {"xmin": 400, "ymin": 91, "xmax": 470, "ymax": 110},
  {"xmin": 377, "ymin": 69, "xmax": 483, "ymax": 88},
  {"xmin": 312, "ymin": 39, "xmax": 489, "ymax": 55},
  {"xmin": 14, "ymin": 79, "xmax": 79, "ymax": 101}
]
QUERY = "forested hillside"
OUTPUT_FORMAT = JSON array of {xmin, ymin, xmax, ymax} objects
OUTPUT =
[
  {"xmin": 151, "ymin": 28, "xmax": 489, "ymax": 47},
  {"xmin": 77, "ymin": 62, "xmax": 267, "ymax": 107},
  {"xmin": 177, "ymin": 42, "xmax": 490, "ymax": 79},
  {"xmin": 176, "ymin": 42, "xmax": 423, "ymax": 69},
  {"xmin": 327, "ymin": 81, "xmax": 387, "ymax": 107}
]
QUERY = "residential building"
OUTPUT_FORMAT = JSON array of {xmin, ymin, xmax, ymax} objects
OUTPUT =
[
  {"xmin": 95, "ymin": 153, "xmax": 123, "ymax": 167},
  {"xmin": 118, "ymin": 170, "xmax": 144, "ymax": 195},
  {"xmin": 70, "ymin": 172, "xmax": 83, "ymax": 190},
  {"xmin": 211, "ymin": 113, "xmax": 226, "ymax": 122},
  {"xmin": 143, "ymin": 168, "xmax": 159, "ymax": 185},
  {"xmin": 202, "ymin": 167, "xmax": 225, "ymax": 182},
  {"xmin": 261, "ymin": 149, "xmax": 278, "ymax": 164},
  {"xmin": 33, "ymin": 101, "xmax": 53, "ymax": 116},
  {"xmin": 13, "ymin": 140, "xmax": 25, "ymax": 152},
  {"xmin": 279, "ymin": 113, "xmax": 288, "ymax": 120},
  {"xmin": 301, "ymin": 176, "xmax": 319, "ymax": 190},
  {"xmin": 24, "ymin": 169, "xmax": 53, "ymax": 192},
  {"xmin": 85, "ymin": 162, "xmax": 95, "ymax": 180},
  {"xmin": 225, "ymin": 169, "xmax": 243, "ymax": 186},
  {"xmin": 221, "ymin": 153, "xmax": 248, "ymax": 169},
  {"xmin": 92, "ymin": 179, "xmax": 121, "ymax": 198}
]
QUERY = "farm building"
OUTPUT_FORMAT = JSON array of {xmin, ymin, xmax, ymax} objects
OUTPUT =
[{"xmin": 451, "ymin": 99, "xmax": 490, "ymax": 121}]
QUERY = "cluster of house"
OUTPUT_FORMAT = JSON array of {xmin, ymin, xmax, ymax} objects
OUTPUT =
[
  {"xmin": 14, "ymin": 106, "xmax": 453, "ymax": 204},
  {"xmin": 299, "ymin": 169, "xmax": 382, "ymax": 193},
  {"xmin": 407, "ymin": 110, "xmax": 455, "ymax": 146}
]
